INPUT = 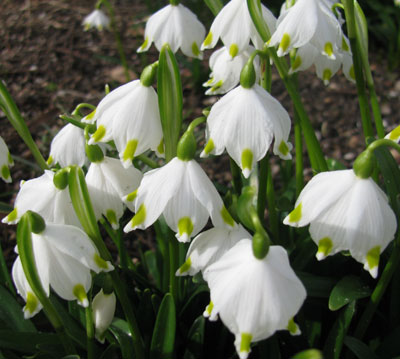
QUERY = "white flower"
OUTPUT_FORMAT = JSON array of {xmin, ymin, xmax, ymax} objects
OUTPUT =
[
  {"xmin": 201, "ymin": 0, "xmax": 276, "ymax": 57},
  {"xmin": 12, "ymin": 256, "xmax": 42, "ymax": 319},
  {"xmin": 82, "ymin": 9, "xmax": 110, "ymax": 31},
  {"xmin": 2, "ymin": 170, "xmax": 81, "ymax": 228},
  {"xmin": 92, "ymin": 290, "xmax": 116, "ymax": 343},
  {"xmin": 124, "ymin": 157, "xmax": 235, "ymax": 242},
  {"xmin": 48, "ymin": 123, "xmax": 87, "ymax": 168},
  {"xmin": 0, "ymin": 135, "xmax": 13, "ymax": 183},
  {"xmin": 137, "ymin": 4, "xmax": 206, "ymax": 59},
  {"xmin": 201, "ymin": 83, "xmax": 292, "ymax": 178},
  {"xmin": 13, "ymin": 223, "xmax": 114, "ymax": 316},
  {"xmin": 88, "ymin": 79, "xmax": 163, "ymax": 168},
  {"xmin": 203, "ymin": 45, "xmax": 259, "ymax": 95},
  {"xmin": 204, "ymin": 240, "xmax": 306, "ymax": 359},
  {"xmin": 86, "ymin": 156, "xmax": 142, "ymax": 229},
  {"xmin": 283, "ymin": 169, "xmax": 397, "ymax": 278},
  {"xmin": 176, "ymin": 224, "xmax": 250, "ymax": 277},
  {"xmin": 269, "ymin": 0, "xmax": 343, "ymax": 59}
]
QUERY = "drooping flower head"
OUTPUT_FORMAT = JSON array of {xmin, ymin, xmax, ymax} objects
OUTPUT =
[
  {"xmin": 92, "ymin": 289, "xmax": 117, "ymax": 343},
  {"xmin": 82, "ymin": 9, "xmax": 110, "ymax": 31},
  {"xmin": 0, "ymin": 135, "xmax": 13, "ymax": 183},
  {"xmin": 137, "ymin": 4, "xmax": 206, "ymax": 59},
  {"xmin": 284, "ymin": 169, "xmax": 397, "ymax": 278}
]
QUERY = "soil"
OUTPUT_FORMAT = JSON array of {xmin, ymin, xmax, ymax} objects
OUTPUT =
[{"xmin": 1, "ymin": 0, "xmax": 400, "ymax": 266}]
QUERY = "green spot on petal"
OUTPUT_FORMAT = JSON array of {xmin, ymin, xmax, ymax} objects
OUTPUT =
[
  {"xmin": 203, "ymin": 32, "xmax": 213, "ymax": 47},
  {"xmin": 229, "ymin": 44, "xmax": 239, "ymax": 58},
  {"xmin": 317, "ymin": 237, "xmax": 333, "ymax": 259},
  {"xmin": 192, "ymin": 42, "xmax": 200, "ymax": 57},
  {"xmin": 140, "ymin": 36, "xmax": 149, "ymax": 51},
  {"xmin": 292, "ymin": 56, "xmax": 302, "ymax": 71},
  {"xmin": 241, "ymin": 149, "xmax": 253, "ymax": 175},
  {"xmin": 123, "ymin": 139, "xmax": 138, "ymax": 163},
  {"xmin": 210, "ymin": 80, "xmax": 223, "ymax": 92},
  {"xmin": 73, "ymin": 284, "xmax": 88, "ymax": 306},
  {"xmin": 279, "ymin": 33, "xmax": 291, "ymax": 53},
  {"xmin": 1, "ymin": 165, "xmax": 10, "ymax": 181},
  {"xmin": 324, "ymin": 42, "xmax": 334, "ymax": 57},
  {"xmin": 8, "ymin": 152, "xmax": 13, "ymax": 165},
  {"xmin": 46, "ymin": 155, "xmax": 54, "ymax": 166},
  {"xmin": 85, "ymin": 109, "xmax": 96, "ymax": 121},
  {"xmin": 25, "ymin": 292, "xmax": 39, "ymax": 315},
  {"xmin": 205, "ymin": 301, "xmax": 214, "ymax": 315},
  {"xmin": 366, "ymin": 246, "xmax": 380, "ymax": 272},
  {"xmin": 323, "ymin": 68, "xmax": 332, "ymax": 84},
  {"xmin": 92, "ymin": 125, "xmax": 106, "ymax": 143},
  {"xmin": 239, "ymin": 332, "xmax": 253, "ymax": 354},
  {"xmin": 6, "ymin": 208, "xmax": 18, "ymax": 222},
  {"xmin": 278, "ymin": 140, "xmax": 289, "ymax": 156},
  {"xmin": 349, "ymin": 65, "xmax": 355, "ymax": 80},
  {"xmin": 94, "ymin": 253, "xmax": 109, "ymax": 270},
  {"xmin": 389, "ymin": 125, "xmax": 400, "ymax": 141},
  {"xmin": 178, "ymin": 257, "xmax": 192, "ymax": 274},
  {"xmin": 342, "ymin": 36, "xmax": 349, "ymax": 52},
  {"xmin": 288, "ymin": 203, "xmax": 302, "ymax": 223},
  {"xmin": 157, "ymin": 139, "xmax": 164, "ymax": 155},
  {"xmin": 106, "ymin": 209, "xmax": 118, "ymax": 227},
  {"xmin": 126, "ymin": 189, "xmax": 138, "ymax": 202},
  {"xmin": 221, "ymin": 206, "xmax": 235, "ymax": 227},
  {"xmin": 287, "ymin": 318, "xmax": 299, "ymax": 335},
  {"xmin": 203, "ymin": 139, "xmax": 215, "ymax": 155},
  {"xmin": 129, "ymin": 204, "xmax": 146, "ymax": 228},
  {"xmin": 178, "ymin": 217, "xmax": 194, "ymax": 238}
]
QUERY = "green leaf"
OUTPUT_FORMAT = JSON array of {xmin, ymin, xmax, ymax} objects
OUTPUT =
[
  {"xmin": 326, "ymin": 158, "xmax": 347, "ymax": 171},
  {"xmin": 344, "ymin": 336, "xmax": 379, "ymax": 359},
  {"xmin": 204, "ymin": 0, "xmax": 223, "ymax": 15},
  {"xmin": 62, "ymin": 356, "xmax": 81, "ymax": 359},
  {"xmin": 0, "ymin": 285, "xmax": 36, "ymax": 332},
  {"xmin": 109, "ymin": 319, "xmax": 135, "ymax": 359},
  {"xmin": 296, "ymin": 271, "xmax": 337, "ymax": 298},
  {"xmin": 157, "ymin": 44, "xmax": 183, "ymax": 162},
  {"xmin": 329, "ymin": 275, "xmax": 371, "ymax": 311},
  {"xmin": 144, "ymin": 250, "xmax": 161, "ymax": 289},
  {"xmin": 323, "ymin": 301, "xmax": 356, "ymax": 359},
  {"xmin": 0, "ymin": 330, "xmax": 60, "ymax": 353},
  {"xmin": 184, "ymin": 316, "xmax": 205, "ymax": 359},
  {"xmin": 354, "ymin": 0, "xmax": 369, "ymax": 56},
  {"xmin": 247, "ymin": 0, "xmax": 271, "ymax": 42},
  {"xmin": 291, "ymin": 349, "xmax": 323, "ymax": 359},
  {"xmin": 150, "ymin": 293, "xmax": 176, "ymax": 359}
]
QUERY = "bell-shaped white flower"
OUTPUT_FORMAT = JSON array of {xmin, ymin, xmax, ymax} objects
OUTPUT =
[
  {"xmin": 92, "ymin": 289, "xmax": 116, "ymax": 343},
  {"xmin": 88, "ymin": 79, "xmax": 163, "ymax": 168},
  {"xmin": 203, "ymin": 46, "xmax": 260, "ymax": 95},
  {"xmin": 14, "ymin": 223, "xmax": 114, "ymax": 315},
  {"xmin": 82, "ymin": 9, "xmax": 110, "ymax": 31},
  {"xmin": 283, "ymin": 169, "xmax": 397, "ymax": 278},
  {"xmin": 137, "ymin": 4, "xmax": 206, "ymax": 59},
  {"xmin": 176, "ymin": 224, "xmax": 250, "ymax": 277},
  {"xmin": 269, "ymin": 0, "xmax": 343, "ymax": 59},
  {"xmin": 2, "ymin": 170, "xmax": 81, "ymax": 228},
  {"xmin": 48, "ymin": 123, "xmax": 87, "ymax": 168},
  {"xmin": 86, "ymin": 156, "xmax": 142, "ymax": 229},
  {"xmin": 201, "ymin": 0, "xmax": 276, "ymax": 57},
  {"xmin": 12, "ymin": 256, "xmax": 43, "ymax": 319},
  {"xmin": 124, "ymin": 157, "xmax": 235, "ymax": 242},
  {"xmin": 205, "ymin": 240, "xmax": 306, "ymax": 359},
  {"xmin": 0, "ymin": 135, "xmax": 13, "ymax": 183},
  {"xmin": 201, "ymin": 83, "xmax": 292, "ymax": 178}
]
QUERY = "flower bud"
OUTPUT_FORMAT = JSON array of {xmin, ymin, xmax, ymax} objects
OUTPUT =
[
  {"xmin": 92, "ymin": 289, "xmax": 116, "ymax": 343},
  {"xmin": 252, "ymin": 231, "xmax": 270, "ymax": 259},
  {"xmin": 240, "ymin": 59, "xmax": 256, "ymax": 89},
  {"xmin": 353, "ymin": 149, "xmax": 375, "ymax": 179},
  {"xmin": 27, "ymin": 211, "xmax": 46, "ymax": 234},
  {"xmin": 140, "ymin": 62, "xmax": 158, "ymax": 87},
  {"xmin": 85, "ymin": 143, "xmax": 104, "ymax": 163},
  {"xmin": 53, "ymin": 168, "xmax": 69, "ymax": 190}
]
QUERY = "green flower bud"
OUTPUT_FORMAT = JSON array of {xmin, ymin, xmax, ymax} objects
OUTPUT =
[{"xmin": 252, "ymin": 231, "xmax": 270, "ymax": 259}]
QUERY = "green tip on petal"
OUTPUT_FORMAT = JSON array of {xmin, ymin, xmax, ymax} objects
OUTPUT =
[
  {"xmin": 94, "ymin": 253, "xmax": 111, "ymax": 270},
  {"xmin": 129, "ymin": 204, "xmax": 146, "ymax": 229},
  {"xmin": 126, "ymin": 189, "xmax": 138, "ymax": 202},
  {"xmin": 157, "ymin": 139, "xmax": 165, "ymax": 155},
  {"xmin": 202, "ymin": 138, "xmax": 215, "ymax": 157},
  {"xmin": 287, "ymin": 318, "xmax": 301, "ymax": 335},
  {"xmin": 92, "ymin": 125, "xmax": 106, "ymax": 143},
  {"xmin": 288, "ymin": 203, "xmax": 302, "ymax": 223},
  {"xmin": 85, "ymin": 109, "xmax": 96, "ymax": 121},
  {"xmin": 46, "ymin": 156, "xmax": 54, "ymax": 166},
  {"xmin": 73, "ymin": 284, "xmax": 89, "ymax": 307},
  {"xmin": 106, "ymin": 209, "xmax": 118, "ymax": 228},
  {"xmin": 342, "ymin": 37, "xmax": 349, "ymax": 52},
  {"xmin": 291, "ymin": 56, "xmax": 302, "ymax": 71},
  {"xmin": 349, "ymin": 65, "xmax": 355, "ymax": 80},
  {"xmin": 192, "ymin": 42, "xmax": 200, "ymax": 57},
  {"xmin": 241, "ymin": 149, "xmax": 253, "ymax": 178},
  {"xmin": 316, "ymin": 237, "xmax": 333, "ymax": 260},
  {"xmin": 365, "ymin": 246, "xmax": 380, "ymax": 278},
  {"xmin": 1, "ymin": 165, "xmax": 11, "ymax": 181},
  {"xmin": 388, "ymin": 125, "xmax": 400, "ymax": 141},
  {"xmin": 324, "ymin": 42, "xmax": 334, "ymax": 58},
  {"xmin": 279, "ymin": 33, "xmax": 291, "ymax": 54},
  {"xmin": 221, "ymin": 206, "xmax": 235, "ymax": 227},
  {"xmin": 278, "ymin": 140, "xmax": 290, "ymax": 157},
  {"xmin": 322, "ymin": 69, "xmax": 332, "ymax": 85},
  {"xmin": 123, "ymin": 139, "xmax": 138, "ymax": 163},
  {"xmin": 139, "ymin": 37, "xmax": 149, "ymax": 51},
  {"xmin": 210, "ymin": 80, "xmax": 223, "ymax": 92},
  {"xmin": 203, "ymin": 32, "xmax": 213, "ymax": 47},
  {"xmin": 178, "ymin": 217, "xmax": 194, "ymax": 239},
  {"xmin": 6, "ymin": 208, "xmax": 18, "ymax": 223},
  {"xmin": 178, "ymin": 257, "xmax": 192, "ymax": 274},
  {"xmin": 229, "ymin": 44, "xmax": 239, "ymax": 58},
  {"xmin": 24, "ymin": 292, "xmax": 39, "ymax": 317},
  {"xmin": 205, "ymin": 301, "xmax": 214, "ymax": 316},
  {"xmin": 7, "ymin": 152, "xmax": 14, "ymax": 166},
  {"xmin": 239, "ymin": 333, "xmax": 253, "ymax": 356}
]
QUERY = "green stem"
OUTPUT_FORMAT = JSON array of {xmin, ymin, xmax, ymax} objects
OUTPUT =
[
  {"xmin": 100, "ymin": 0, "xmax": 130, "ymax": 82},
  {"xmin": 71, "ymin": 103, "xmax": 96, "ymax": 116},
  {"xmin": 85, "ymin": 305, "xmax": 95, "ymax": 359},
  {"xmin": 294, "ymin": 103, "xmax": 304, "ymax": 196},
  {"xmin": 230, "ymin": 157, "xmax": 243, "ymax": 195},
  {"xmin": 260, "ymin": 56, "xmax": 272, "ymax": 92},
  {"xmin": 168, "ymin": 233, "xmax": 179, "ymax": 302},
  {"xmin": 0, "ymin": 80, "xmax": 48, "ymax": 171},
  {"xmin": 257, "ymin": 156, "xmax": 268, "ymax": 222},
  {"xmin": 367, "ymin": 138, "xmax": 400, "ymax": 153},
  {"xmin": 136, "ymin": 154, "xmax": 159, "ymax": 169},
  {"xmin": 0, "ymin": 240, "xmax": 16, "ymax": 296},
  {"xmin": 266, "ymin": 163, "xmax": 279, "ymax": 240}
]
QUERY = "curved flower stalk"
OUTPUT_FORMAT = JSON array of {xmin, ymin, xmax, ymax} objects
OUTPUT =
[
  {"xmin": 0, "ymin": 135, "xmax": 13, "ymax": 183},
  {"xmin": 269, "ymin": 0, "xmax": 344, "ymax": 59},
  {"xmin": 92, "ymin": 289, "xmax": 116, "ymax": 343},
  {"xmin": 204, "ymin": 45, "xmax": 260, "ymax": 95},
  {"xmin": 201, "ymin": 83, "xmax": 292, "ymax": 178},
  {"xmin": 201, "ymin": 0, "xmax": 276, "ymax": 57},
  {"xmin": 176, "ymin": 224, "xmax": 250, "ymax": 277},
  {"xmin": 124, "ymin": 157, "xmax": 235, "ymax": 242},
  {"xmin": 82, "ymin": 9, "xmax": 110, "ymax": 31},
  {"xmin": 137, "ymin": 4, "xmax": 206, "ymax": 59},
  {"xmin": 2, "ymin": 170, "xmax": 81, "ymax": 228},
  {"xmin": 283, "ymin": 169, "xmax": 397, "ymax": 278},
  {"xmin": 88, "ymin": 79, "xmax": 163, "ymax": 168},
  {"xmin": 48, "ymin": 123, "xmax": 87, "ymax": 168},
  {"xmin": 204, "ymin": 240, "xmax": 306, "ymax": 359},
  {"xmin": 86, "ymin": 156, "xmax": 143, "ymax": 229},
  {"xmin": 13, "ymin": 222, "xmax": 114, "ymax": 318}
]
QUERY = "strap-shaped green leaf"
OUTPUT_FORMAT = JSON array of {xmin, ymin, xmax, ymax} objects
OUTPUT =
[
  {"xmin": 344, "ymin": 336, "xmax": 379, "ymax": 359},
  {"xmin": 157, "ymin": 44, "xmax": 183, "ymax": 162},
  {"xmin": 291, "ymin": 349, "xmax": 323, "ymax": 359},
  {"xmin": 329, "ymin": 276, "xmax": 371, "ymax": 311},
  {"xmin": 204, "ymin": 0, "xmax": 223, "ymax": 16},
  {"xmin": 183, "ymin": 316, "xmax": 205, "ymax": 359},
  {"xmin": 247, "ymin": 0, "xmax": 271, "ymax": 42},
  {"xmin": 150, "ymin": 293, "xmax": 176, "ymax": 359}
]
